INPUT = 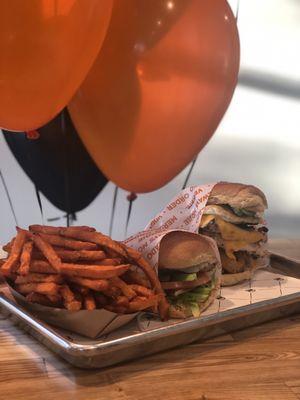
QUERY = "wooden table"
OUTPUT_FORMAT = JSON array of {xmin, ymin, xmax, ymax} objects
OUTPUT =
[{"xmin": 1, "ymin": 239, "xmax": 300, "ymax": 400}]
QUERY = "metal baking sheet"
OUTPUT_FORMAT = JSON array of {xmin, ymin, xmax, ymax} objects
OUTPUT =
[{"xmin": 1, "ymin": 252, "xmax": 300, "ymax": 369}]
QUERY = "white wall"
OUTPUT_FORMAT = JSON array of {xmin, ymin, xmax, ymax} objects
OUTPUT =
[{"xmin": 0, "ymin": 0, "xmax": 299, "ymax": 244}]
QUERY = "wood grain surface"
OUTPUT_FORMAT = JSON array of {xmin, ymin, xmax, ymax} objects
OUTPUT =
[{"xmin": 0, "ymin": 239, "xmax": 300, "ymax": 400}]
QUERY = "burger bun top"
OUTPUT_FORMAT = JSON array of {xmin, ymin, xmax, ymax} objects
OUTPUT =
[
  {"xmin": 158, "ymin": 231, "xmax": 218, "ymax": 270},
  {"xmin": 208, "ymin": 182, "xmax": 267, "ymax": 212}
]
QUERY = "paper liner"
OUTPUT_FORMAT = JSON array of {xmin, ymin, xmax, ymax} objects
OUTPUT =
[
  {"xmin": 137, "ymin": 268, "xmax": 300, "ymax": 331},
  {"xmin": 7, "ymin": 284, "xmax": 137, "ymax": 339},
  {"xmin": 124, "ymin": 183, "xmax": 217, "ymax": 267}
]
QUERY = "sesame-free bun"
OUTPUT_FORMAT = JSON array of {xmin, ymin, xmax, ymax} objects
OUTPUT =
[
  {"xmin": 158, "ymin": 232, "xmax": 222, "ymax": 319},
  {"xmin": 203, "ymin": 204, "xmax": 261, "ymax": 225},
  {"xmin": 208, "ymin": 182, "xmax": 268, "ymax": 212},
  {"xmin": 158, "ymin": 231, "xmax": 218, "ymax": 270},
  {"xmin": 221, "ymin": 254, "xmax": 270, "ymax": 286}
]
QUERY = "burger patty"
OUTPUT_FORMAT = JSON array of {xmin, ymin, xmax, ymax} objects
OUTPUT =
[
  {"xmin": 220, "ymin": 250, "xmax": 250, "ymax": 273},
  {"xmin": 201, "ymin": 220, "xmax": 268, "ymax": 237},
  {"xmin": 200, "ymin": 223, "xmax": 268, "ymax": 254}
]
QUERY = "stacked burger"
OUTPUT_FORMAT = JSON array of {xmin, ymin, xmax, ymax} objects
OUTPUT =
[
  {"xmin": 199, "ymin": 182, "xmax": 269, "ymax": 285},
  {"xmin": 158, "ymin": 231, "xmax": 221, "ymax": 318}
]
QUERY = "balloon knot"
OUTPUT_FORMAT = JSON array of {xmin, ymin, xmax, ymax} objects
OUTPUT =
[
  {"xmin": 26, "ymin": 130, "xmax": 40, "ymax": 140},
  {"xmin": 127, "ymin": 192, "xmax": 137, "ymax": 202}
]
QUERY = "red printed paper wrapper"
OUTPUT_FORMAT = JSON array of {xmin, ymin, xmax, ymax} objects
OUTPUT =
[{"xmin": 124, "ymin": 183, "xmax": 217, "ymax": 267}]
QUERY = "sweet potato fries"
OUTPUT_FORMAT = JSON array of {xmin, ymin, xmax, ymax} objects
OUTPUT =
[{"xmin": 1, "ymin": 226, "xmax": 168, "ymax": 319}]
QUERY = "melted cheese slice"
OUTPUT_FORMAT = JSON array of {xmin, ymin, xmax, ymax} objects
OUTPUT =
[
  {"xmin": 200, "ymin": 215, "xmax": 264, "ymax": 260},
  {"xmin": 222, "ymin": 240, "xmax": 251, "ymax": 259},
  {"xmin": 215, "ymin": 217, "xmax": 264, "ymax": 241},
  {"xmin": 215, "ymin": 218, "xmax": 264, "ymax": 259}
]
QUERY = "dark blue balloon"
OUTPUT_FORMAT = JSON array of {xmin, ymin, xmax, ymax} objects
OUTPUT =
[{"xmin": 3, "ymin": 109, "xmax": 108, "ymax": 214}]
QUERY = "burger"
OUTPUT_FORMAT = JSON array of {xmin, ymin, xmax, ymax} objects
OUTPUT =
[
  {"xmin": 158, "ymin": 231, "xmax": 221, "ymax": 318},
  {"xmin": 199, "ymin": 182, "xmax": 269, "ymax": 286}
]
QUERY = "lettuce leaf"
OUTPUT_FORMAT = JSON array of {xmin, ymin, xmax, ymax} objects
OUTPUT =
[
  {"xmin": 171, "ymin": 272, "xmax": 197, "ymax": 281},
  {"xmin": 232, "ymin": 207, "xmax": 256, "ymax": 217},
  {"xmin": 190, "ymin": 303, "xmax": 201, "ymax": 317}
]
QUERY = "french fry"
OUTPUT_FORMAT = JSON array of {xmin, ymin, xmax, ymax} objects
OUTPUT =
[
  {"xmin": 60, "ymin": 285, "xmax": 81, "ymax": 311},
  {"xmin": 129, "ymin": 284, "xmax": 153, "ymax": 298},
  {"xmin": 59, "ymin": 230, "xmax": 128, "ymax": 258},
  {"xmin": 62, "ymin": 263, "xmax": 130, "ymax": 279},
  {"xmin": 31, "ymin": 233, "xmax": 62, "ymax": 272},
  {"xmin": 18, "ymin": 240, "xmax": 33, "ymax": 276},
  {"xmin": 118, "ymin": 243, "xmax": 169, "ymax": 320},
  {"xmin": 67, "ymin": 276, "xmax": 109, "ymax": 291},
  {"xmin": 47, "ymin": 294, "xmax": 62, "ymax": 303},
  {"xmin": 2, "ymin": 237, "xmax": 15, "ymax": 253},
  {"xmin": 110, "ymin": 277, "xmax": 136, "ymax": 300},
  {"xmin": 102, "ymin": 286, "xmax": 121, "ymax": 298},
  {"xmin": 128, "ymin": 295, "xmax": 159, "ymax": 312},
  {"xmin": 60, "ymin": 285, "xmax": 74, "ymax": 302},
  {"xmin": 94, "ymin": 258, "xmax": 121, "ymax": 266},
  {"xmin": 33, "ymin": 249, "xmax": 106, "ymax": 262},
  {"xmin": 1, "ymin": 229, "xmax": 27, "ymax": 277},
  {"xmin": 15, "ymin": 273, "xmax": 63, "ymax": 284},
  {"xmin": 29, "ymin": 260, "xmax": 130, "ymax": 279},
  {"xmin": 105, "ymin": 248, "xmax": 120, "ymax": 259},
  {"xmin": 114, "ymin": 296, "xmax": 129, "ymax": 308},
  {"xmin": 55, "ymin": 249, "xmax": 106, "ymax": 262},
  {"xmin": 16, "ymin": 282, "xmax": 60, "ymax": 296},
  {"xmin": 29, "ymin": 260, "xmax": 56, "ymax": 274},
  {"xmin": 29, "ymin": 225, "xmax": 96, "ymax": 235},
  {"xmin": 36, "ymin": 233, "xmax": 98, "ymax": 251},
  {"xmin": 26, "ymin": 292, "xmax": 61, "ymax": 307},
  {"xmin": 83, "ymin": 292, "xmax": 96, "ymax": 310},
  {"xmin": 123, "ymin": 270, "xmax": 151, "ymax": 288},
  {"xmin": 129, "ymin": 284, "xmax": 158, "ymax": 313}
]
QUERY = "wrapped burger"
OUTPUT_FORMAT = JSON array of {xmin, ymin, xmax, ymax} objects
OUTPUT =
[{"xmin": 158, "ymin": 231, "xmax": 221, "ymax": 318}]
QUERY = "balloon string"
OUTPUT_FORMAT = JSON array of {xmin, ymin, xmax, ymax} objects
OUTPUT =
[
  {"xmin": 125, "ymin": 192, "xmax": 137, "ymax": 238},
  {"xmin": 65, "ymin": 212, "xmax": 75, "ymax": 227},
  {"xmin": 25, "ymin": 133, "xmax": 44, "ymax": 224},
  {"xmin": 0, "ymin": 169, "xmax": 18, "ymax": 226},
  {"xmin": 61, "ymin": 110, "xmax": 71, "ymax": 225},
  {"xmin": 181, "ymin": 157, "xmax": 198, "ymax": 190},
  {"xmin": 109, "ymin": 186, "xmax": 119, "ymax": 237},
  {"xmin": 47, "ymin": 216, "xmax": 61, "ymax": 222},
  {"xmin": 34, "ymin": 186, "xmax": 44, "ymax": 224},
  {"xmin": 235, "ymin": 0, "xmax": 240, "ymax": 22}
]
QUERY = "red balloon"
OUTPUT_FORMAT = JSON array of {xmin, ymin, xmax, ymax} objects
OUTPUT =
[
  {"xmin": 0, "ymin": 0, "xmax": 113, "ymax": 131},
  {"xmin": 69, "ymin": 0, "xmax": 240, "ymax": 193}
]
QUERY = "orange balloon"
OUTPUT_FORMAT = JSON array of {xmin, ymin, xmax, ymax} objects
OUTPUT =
[
  {"xmin": 0, "ymin": 0, "xmax": 113, "ymax": 131},
  {"xmin": 69, "ymin": 0, "xmax": 240, "ymax": 193}
]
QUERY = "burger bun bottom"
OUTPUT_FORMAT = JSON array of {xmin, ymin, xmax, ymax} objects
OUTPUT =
[{"xmin": 221, "ymin": 254, "xmax": 270, "ymax": 286}]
